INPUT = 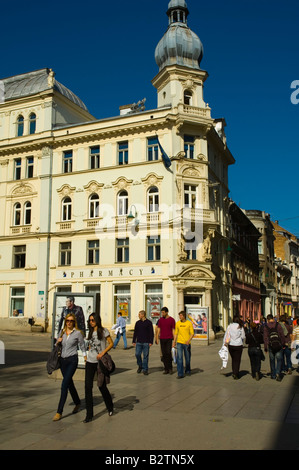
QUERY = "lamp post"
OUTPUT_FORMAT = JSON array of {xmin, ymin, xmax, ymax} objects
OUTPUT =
[{"xmin": 127, "ymin": 205, "xmax": 139, "ymax": 233}]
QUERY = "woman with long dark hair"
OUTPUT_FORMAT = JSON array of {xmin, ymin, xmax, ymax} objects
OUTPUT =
[
  {"xmin": 84, "ymin": 312, "xmax": 114, "ymax": 422},
  {"xmin": 224, "ymin": 315, "xmax": 245, "ymax": 380},
  {"xmin": 53, "ymin": 313, "xmax": 87, "ymax": 421}
]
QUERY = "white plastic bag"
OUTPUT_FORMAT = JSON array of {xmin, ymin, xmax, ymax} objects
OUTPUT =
[
  {"xmin": 218, "ymin": 344, "xmax": 228, "ymax": 369},
  {"xmin": 172, "ymin": 347, "xmax": 177, "ymax": 364}
]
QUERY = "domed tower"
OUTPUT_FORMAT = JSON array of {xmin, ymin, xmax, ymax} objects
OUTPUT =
[{"xmin": 152, "ymin": 0, "xmax": 209, "ymax": 110}]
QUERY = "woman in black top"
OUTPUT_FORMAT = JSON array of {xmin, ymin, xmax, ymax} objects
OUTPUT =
[{"xmin": 245, "ymin": 322, "xmax": 264, "ymax": 380}]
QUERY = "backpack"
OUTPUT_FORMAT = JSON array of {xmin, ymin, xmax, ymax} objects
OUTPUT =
[{"xmin": 266, "ymin": 324, "xmax": 282, "ymax": 353}]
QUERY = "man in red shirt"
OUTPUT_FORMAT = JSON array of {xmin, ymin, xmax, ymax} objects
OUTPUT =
[{"xmin": 155, "ymin": 307, "xmax": 176, "ymax": 374}]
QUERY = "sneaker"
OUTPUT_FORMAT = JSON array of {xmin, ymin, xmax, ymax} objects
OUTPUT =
[
  {"xmin": 276, "ymin": 374, "xmax": 282, "ymax": 382},
  {"xmin": 143, "ymin": 370, "xmax": 149, "ymax": 375},
  {"xmin": 137, "ymin": 367, "xmax": 142, "ymax": 373}
]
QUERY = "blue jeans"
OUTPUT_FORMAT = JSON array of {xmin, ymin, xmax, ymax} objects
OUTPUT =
[
  {"xmin": 176, "ymin": 343, "xmax": 191, "ymax": 377},
  {"xmin": 57, "ymin": 355, "xmax": 80, "ymax": 414},
  {"xmin": 113, "ymin": 330, "xmax": 127, "ymax": 349},
  {"xmin": 282, "ymin": 346, "xmax": 292, "ymax": 371},
  {"xmin": 135, "ymin": 343, "xmax": 150, "ymax": 372},
  {"xmin": 269, "ymin": 348, "xmax": 283, "ymax": 378}
]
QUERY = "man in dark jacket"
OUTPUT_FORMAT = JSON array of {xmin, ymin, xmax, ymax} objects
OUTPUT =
[
  {"xmin": 133, "ymin": 310, "xmax": 154, "ymax": 375},
  {"xmin": 263, "ymin": 314, "xmax": 286, "ymax": 381}
]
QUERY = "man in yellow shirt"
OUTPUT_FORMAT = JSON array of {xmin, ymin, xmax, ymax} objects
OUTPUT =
[{"xmin": 173, "ymin": 311, "xmax": 194, "ymax": 378}]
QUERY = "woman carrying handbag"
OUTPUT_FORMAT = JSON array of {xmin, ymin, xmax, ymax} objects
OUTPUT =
[
  {"xmin": 84, "ymin": 312, "xmax": 114, "ymax": 423},
  {"xmin": 53, "ymin": 313, "xmax": 87, "ymax": 421}
]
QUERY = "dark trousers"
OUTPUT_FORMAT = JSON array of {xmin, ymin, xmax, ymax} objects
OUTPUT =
[
  {"xmin": 57, "ymin": 355, "xmax": 80, "ymax": 414},
  {"xmin": 160, "ymin": 338, "xmax": 173, "ymax": 371},
  {"xmin": 228, "ymin": 345, "xmax": 243, "ymax": 377},
  {"xmin": 248, "ymin": 346, "xmax": 262, "ymax": 376},
  {"xmin": 85, "ymin": 361, "xmax": 113, "ymax": 419}
]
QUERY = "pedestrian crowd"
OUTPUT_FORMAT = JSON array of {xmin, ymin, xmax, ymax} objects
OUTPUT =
[
  {"xmin": 49, "ymin": 304, "xmax": 299, "ymax": 424},
  {"xmin": 223, "ymin": 313, "xmax": 299, "ymax": 382},
  {"xmin": 50, "ymin": 306, "xmax": 194, "ymax": 423}
]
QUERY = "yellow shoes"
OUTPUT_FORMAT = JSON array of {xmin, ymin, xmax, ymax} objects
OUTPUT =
[{"xmin": 52, "ymin": 413, "xmax": 62, "ymax": 421}]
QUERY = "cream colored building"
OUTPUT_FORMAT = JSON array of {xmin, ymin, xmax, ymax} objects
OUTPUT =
[{"xmin": 0, "ymin": 1, "xmax": 235, "ymax": 338}]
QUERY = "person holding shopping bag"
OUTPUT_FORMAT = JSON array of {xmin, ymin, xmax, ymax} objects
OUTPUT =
[
  {"xmin": 224, "ymin": 316, "xmax": 245, "ymax": 380},
  {"xmin": 84, "ymin": 313, "xmax": 114, "ymax": 422},
  {"xmin": 53, "ymin": 313, "xmax": 87, "ymax": 421}
]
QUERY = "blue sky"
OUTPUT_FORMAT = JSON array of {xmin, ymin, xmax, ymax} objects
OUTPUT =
[{"xmin": 1, "ymin": 0, "xmax": 298, "ymax": 236}]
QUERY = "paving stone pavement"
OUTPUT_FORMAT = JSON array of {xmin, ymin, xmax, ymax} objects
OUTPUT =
[{"xmin": 1, "ymin": 330, "xmax": 299, "ymax": 452}]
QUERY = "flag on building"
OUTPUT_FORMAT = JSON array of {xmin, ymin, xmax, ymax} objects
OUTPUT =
[{"xmin": 156, "ymin": 135, "xmax": 172, "ymax": 169}]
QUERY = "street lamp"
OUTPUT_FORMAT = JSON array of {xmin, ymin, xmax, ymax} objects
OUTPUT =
[{"xmin": 127, "ymin": 205, "xmax": 139, "ymax": 231}]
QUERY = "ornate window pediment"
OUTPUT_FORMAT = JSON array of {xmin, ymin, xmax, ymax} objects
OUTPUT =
[{"xmin": 11, "ymin": 182, "xmax": 36, "ymax": 198}]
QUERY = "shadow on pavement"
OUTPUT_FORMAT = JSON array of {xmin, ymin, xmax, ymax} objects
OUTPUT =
[
  {"xmin": 0, "ymin": 349, "xmax": 50, "ymax": 368},
  {"xmin": 271, "ymin": 373, "xmax": 299, "ymax": 450}
]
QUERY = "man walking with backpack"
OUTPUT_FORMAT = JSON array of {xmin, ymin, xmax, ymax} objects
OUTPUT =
[{"xmin": 263, "ymin": 314, "xmax": 286, "ymax": 381}]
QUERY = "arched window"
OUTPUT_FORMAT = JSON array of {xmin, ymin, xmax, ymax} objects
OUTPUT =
[
  {"xmin": 17, "ymin": 115, "xmax": 24, "ymax": 137},
  {"xmin": 62, "ymin": 197, "xmax": 72, "ymax": 221},
  {"xmin": 29, "ymin": 113, "xmax": 36, "ymax": 134},
  {"xmin": 147, "ymin": 186, "xmax": 159, "ymax": 213},
  {"xmin": 13, "ymin": 203, "xmax": 21, "ymax": 226},
  {"xmin": 89, "ymin": 193, "xmax": 99, "ymax": 218},
  {"xmin": 24, "ymin": 201, "xmax": 32, "ymax": 225},
  {"xmin": 184, "ymin": 90, "xmax": 193, "ymax": 106},
  {"xmin": 117, "ymin": 190, "xmax": 128, "ymax": 216}
]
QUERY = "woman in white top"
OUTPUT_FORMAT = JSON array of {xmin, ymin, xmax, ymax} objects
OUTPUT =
[
  {"xmin": 84, "ymin": 312, "xmax": 114, "ymax": 422},
  {"xmin": 224, "ymin": 316, "xmax": 246, "ymax": 379}
]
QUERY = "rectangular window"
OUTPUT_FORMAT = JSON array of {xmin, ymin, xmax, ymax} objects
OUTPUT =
[
  {"xmin": 116, "ymin": 238, "xmax": 129, "ymax": 263},
  {"xmin": 147, "ymin": 236, "xmax": 161, "ymax": 261},
  {"xmin": 26, "ymin": 157, "xmax": 34, "ymax": 178},
  {"xmin": 14, "ymin": 158, "xmax": 21, "ymax": 180},
  {"xmin": 147, "ymin": 136, "xmax": 159, "ymax": 161},
  {"xmin": 184, "ymin": 184, "xmax": 197, "ymax": 208},
  {"xmin": 118, "ymin": 141, "xmax": 128, "ymax": 165},
  {"xmin": 185, "ymin": 249, "xmax": 197, "ymax": 260},
  {"xmin": 63, "ymin": 150, "xmax": 73, "ymax": 173},
  {"xmin": 184, "ymin": 135, "xmax": 194, "ymax": 159},
  {"xmin": 13, "ymin": 245, "xmax": 26, "ymax": 268},
  {"xmin": 87, "ymin": 240, "xmax": 100, "ymax": 264},
  {"xmin": 90, "ymin": 146, "xmax": 100, "ymax": 169},
  {"xmin": 10, "ymin": 287, "xmax": 25, "ymax": 317},
  {"xmin": 59, "ymin": 242, "xmax": 71, "ymax": 266}
]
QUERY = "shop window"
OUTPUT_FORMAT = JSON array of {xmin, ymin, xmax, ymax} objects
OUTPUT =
[
  {"xmin": 145, "ymin": 283, "xmax": 163, "ymax": 325},
  {"xmin": 114, "ymin": 284, "xmax": 131, "ymax": 323}
]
